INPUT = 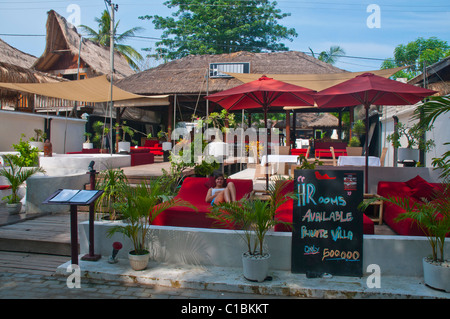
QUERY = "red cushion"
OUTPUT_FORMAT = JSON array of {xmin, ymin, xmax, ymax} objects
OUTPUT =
[
  {"xmin": 411, "ymin": 183, "xmax": 437, "ymax": 201},
  {"xmin": 130, "ymin": 147, "xmax": 150, "ymax": 154},
  {"xmin": 405, "ymin": 175, "xmax": 427, "ymax": 189},
  {"xmin": 204, "ymin": 176, "xmax": 216, "ymax": 189},
  {"xmin": 144, "ymin": 140, "xmax": 161, "ymax": 148}
]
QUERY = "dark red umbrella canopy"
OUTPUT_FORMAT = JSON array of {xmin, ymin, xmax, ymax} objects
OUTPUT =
[
  {"xmin": 205, "ymin": 75, "xmax": 315, "ymax": 190},
  {"xmin": 315, "ymin": 72, "xmax": 436, "ymax": 108},
  {"xmin": 315, "ymin": 72, "xmax": 437, "ymax": 193},
  {"xmin": 205, "ymin": 75, "xmax": 316, "ymax": 111}
]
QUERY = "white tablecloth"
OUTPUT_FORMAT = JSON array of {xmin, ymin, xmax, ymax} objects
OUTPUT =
[
  {"xmin": 338, "ymin": 156, "xmax": 381, "ymax": 167},
  {"xmin": 260, "ymin": 155, "xmax": 299, "ymax": 166}
]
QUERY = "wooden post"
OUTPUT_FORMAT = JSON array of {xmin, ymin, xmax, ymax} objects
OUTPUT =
[{"xmin": 285, "ymin": 110, "xmax": 291, "ymax": 148}]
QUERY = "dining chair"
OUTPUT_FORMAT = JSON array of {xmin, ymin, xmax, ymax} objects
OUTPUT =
[
  {"xmin": 380, "ymin": 147, "xmax": 388, "ymax": 167},
  {"xmin": 330, "ymin": 147, "xmax": 337, "ymax": 166}
]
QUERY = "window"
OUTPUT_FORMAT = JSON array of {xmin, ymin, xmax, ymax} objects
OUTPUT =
[{"xmin": 209, "ymin": 62, "xmax": 250, "ymax": 78}]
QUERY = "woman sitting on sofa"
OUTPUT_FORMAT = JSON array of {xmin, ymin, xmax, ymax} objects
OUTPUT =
[{"xmin": 205, "ymin": 174, "xmax": 237, "ymax": 205}]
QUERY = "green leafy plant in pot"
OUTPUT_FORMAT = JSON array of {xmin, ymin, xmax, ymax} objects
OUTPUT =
[
  {"xmin": 95, "ymin": 167, "xmax": 129, "ymax": 221},
  {"xmin": 346, "ymin": 120, "xmax": 365, "ymax": 156},
  {"xmin": 208, "ymin": 178, "xmax": 293, "ymax": 282},
  {"xmin": 360, "ymin": 184, "xmax": 450, "ymax": 292},
  {"xmin": 387, "ymin": 121, "xmax": 435, "ymax": 166},
  {"xmin": 107, "ymin": 178, "xmax": 196, "ymax": 270},
  {"xmin": 0, "ymin": 154, "xmax": 45, "ymax": 214}
]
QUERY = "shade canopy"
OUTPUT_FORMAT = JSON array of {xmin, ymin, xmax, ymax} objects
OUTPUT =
[
  {"xmin": 205, "ymin": 75, "xmax": 315, "ymax": 111},
  {"xmin": 0, "ymin": 75, "xmax": 169, "ymax": 104},
  {"xmin": 315, "ymin": 72, "xmax": 437, "ymax": 109},
  {"xmin": 225, "ymin": 67, "xmax": 406, "ymax": 91}
]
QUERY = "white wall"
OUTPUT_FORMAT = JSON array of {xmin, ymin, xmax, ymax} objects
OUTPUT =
[
  {"xmin": 0, "ymin": 110, "xmax": 86, "ymax": 153},
  {"xmin": 380, "ymin": 105, "xmax": 450, "ymax": 168},
  {"xmin": 80, "ymin": 222, "xmax": 450, "ymax": 277}
]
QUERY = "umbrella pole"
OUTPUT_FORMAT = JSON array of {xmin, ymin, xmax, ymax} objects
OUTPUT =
[
  {"xmin": 364, "ymin": 104, "xmax": 369, "ymax": 194},
  {"xmin": 264, "ymin": 108, "xmax": 269, "ymax": 190}
]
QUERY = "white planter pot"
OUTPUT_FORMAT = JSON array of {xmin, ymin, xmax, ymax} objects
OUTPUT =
[
  {"xmin": 29, "ymin": 141, "xmax": 44, "ymax": 151},
  {"xmin": 83, "ymin": 142, "xmax": 94, "ymax": 149},
  {"xmin": 6, "ymin": 202, "xmax": 22, "ymax": 215},
  {"xmin": 118, "ymin": 141, "xmax": 131, "ymax": 153},
  {"xmin": 242, "ymin": 252, "xmax": 270, "ymax": 282},
  {"xmin": 128, "ymin": 251, "xmax": 150, "ymax": 271},
  {"xmin": 398, "ymin": 148, "xmax": 419, "ymax": 162},
  {"xmin": 423, "ymin": 257, "xmax": 450, "ymax": 292}
]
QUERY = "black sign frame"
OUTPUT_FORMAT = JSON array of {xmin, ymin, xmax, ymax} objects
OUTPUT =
[{"xmin": 291, "ymin": 169, "xmax": 364, "ymax": 277}]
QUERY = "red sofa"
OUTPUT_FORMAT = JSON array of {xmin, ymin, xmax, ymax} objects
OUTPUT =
[
  {"xmin": 142, "ymin": 139, "xmax": 163, "ymax": 156},
  {"xmin": 377, "ymin": 175, "xmax": 447, "ymax": 236},
  {"xmin": 130, "ymin": 148, "xmax": 154, "ymax": 166},
  {"xmin": 291, "ymin": 149, "xmax": 308, "ymax": 157},
  {"xmin": 274, "ymin": 180, "xmax": 375, "ymax": 234},
  {"xmin": 152, "ymin": 177, "xmax": 254, "ymax": 229},
  {"xmin": 314, "ymin": 141, "xmax": 347, "ymax": 159},
  {"xmin": 67, "ymin": 148, "xmax": 102, "ymax": 154}
]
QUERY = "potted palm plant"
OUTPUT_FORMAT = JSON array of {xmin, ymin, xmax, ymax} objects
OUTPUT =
[
  {"xmin": 360, "ymin": 184, "xmax": 449, "ymax": 292},
  {"xmin": 115, "ymin": 121, "xmax": 137, "ymax": 153},
  {"xmin": 208, "ymin": 179, "xmax": 292, "ymax": 282},
  {"xmin": 0, "ymin": 155, "xmax": 45, "ymax": 214},
  {"xmin": 95, "ymin": 167, "xmax": 129, "ymax": 221},
  {"xmin": 107, "ymin": 178, "xmax": 195, "ymax": 271},
  {"xmin": 28, "ymin": 129, "xmax": 47, "ymax": 151},
  {"xmin": 346, "ymin": 120, "xmax": 365, "ymax": 156}
]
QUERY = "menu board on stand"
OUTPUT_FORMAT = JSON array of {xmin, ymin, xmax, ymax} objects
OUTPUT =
[{"xmin": 291, "ymin": 170, "xmax": 363, "ymax": 277}]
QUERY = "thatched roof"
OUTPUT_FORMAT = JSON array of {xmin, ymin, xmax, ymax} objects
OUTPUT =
[
  {"xmin": 0, "ymin": 38, "xmax": 37, "ymax": 69},
  {"xmin": 274, "ymin": 113, "xmax": 339, "ymax": 129},
  {"xmin": 33, "ymin": 10, "xmax": 135, "ymax": 80},
  {"xmin": 0, "ymin": 61, "xmax": 65, "ymax": 102},
  {"xmin": 117, "ymin": 51, "xmax": 346, "ymax": 95}
]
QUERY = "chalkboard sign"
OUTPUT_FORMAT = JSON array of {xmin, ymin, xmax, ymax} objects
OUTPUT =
[{"xmin": 291, "ymin": 170, "xmax": 363, "ymax": 277}]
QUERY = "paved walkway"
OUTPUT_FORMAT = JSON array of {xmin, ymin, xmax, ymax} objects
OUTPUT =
[{"xmin": 0, "ymin": 270, "xmax": 286, "ymax": 299}]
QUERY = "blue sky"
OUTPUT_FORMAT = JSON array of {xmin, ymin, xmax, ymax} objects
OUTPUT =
[{"xmin": 1, "ymin": 0, "xmax": 449, "ymax": 72}]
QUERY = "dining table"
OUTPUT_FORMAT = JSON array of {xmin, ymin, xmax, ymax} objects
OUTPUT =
[
  {"xmin": 260, "ymin": 154, "xmax": 299, "ymax": 166},
  {"xmin": 337, "ymin": 156, "xmax": 381, "ymax": 167}
]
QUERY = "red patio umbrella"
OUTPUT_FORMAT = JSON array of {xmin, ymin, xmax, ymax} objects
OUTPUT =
[
  {"xmin": 205, "ymin": 75, "xmax": 316, "ymax": 189},
  {"xmin": 315, "ymin": 72, "xmax": 436, "ymax": 193}
]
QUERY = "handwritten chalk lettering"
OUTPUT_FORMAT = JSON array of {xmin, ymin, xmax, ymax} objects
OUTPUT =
[
  {"xmin": 322, "ymin": 248, "xmax": 360, "ymax": 262},
  {"xmin": 298, "ymin": 183, "xmax": 317, "ymax": 206},
  {"xmin": 302, "ymin": 209, "xmax": 353, "ymax": 223},
  {"xmin": 300, "ymin": 225, "xmax": 328, "ymax": 239},
  {"xmin": 318, "ymin": 195, "xmax": 347, "ymax": 206},
  {"xmin": 331, "ymin": 226, "xmax": 353, "ymax": 241},
  {"xmin": 304, "ymin": 245, "xmax": 320, "ymax": 255},
  {"xmin": 297, "ymin": 184, "xmax": 347, "ymax": 207}
]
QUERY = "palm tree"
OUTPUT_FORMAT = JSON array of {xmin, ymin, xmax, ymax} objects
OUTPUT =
[
  {"xmin": 79, "ymin": 10, "xmax": 144, "ymax": 70},
  {"xmin": 309, "ymin": 45, "xmax": 346, "ymax": 65}
]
